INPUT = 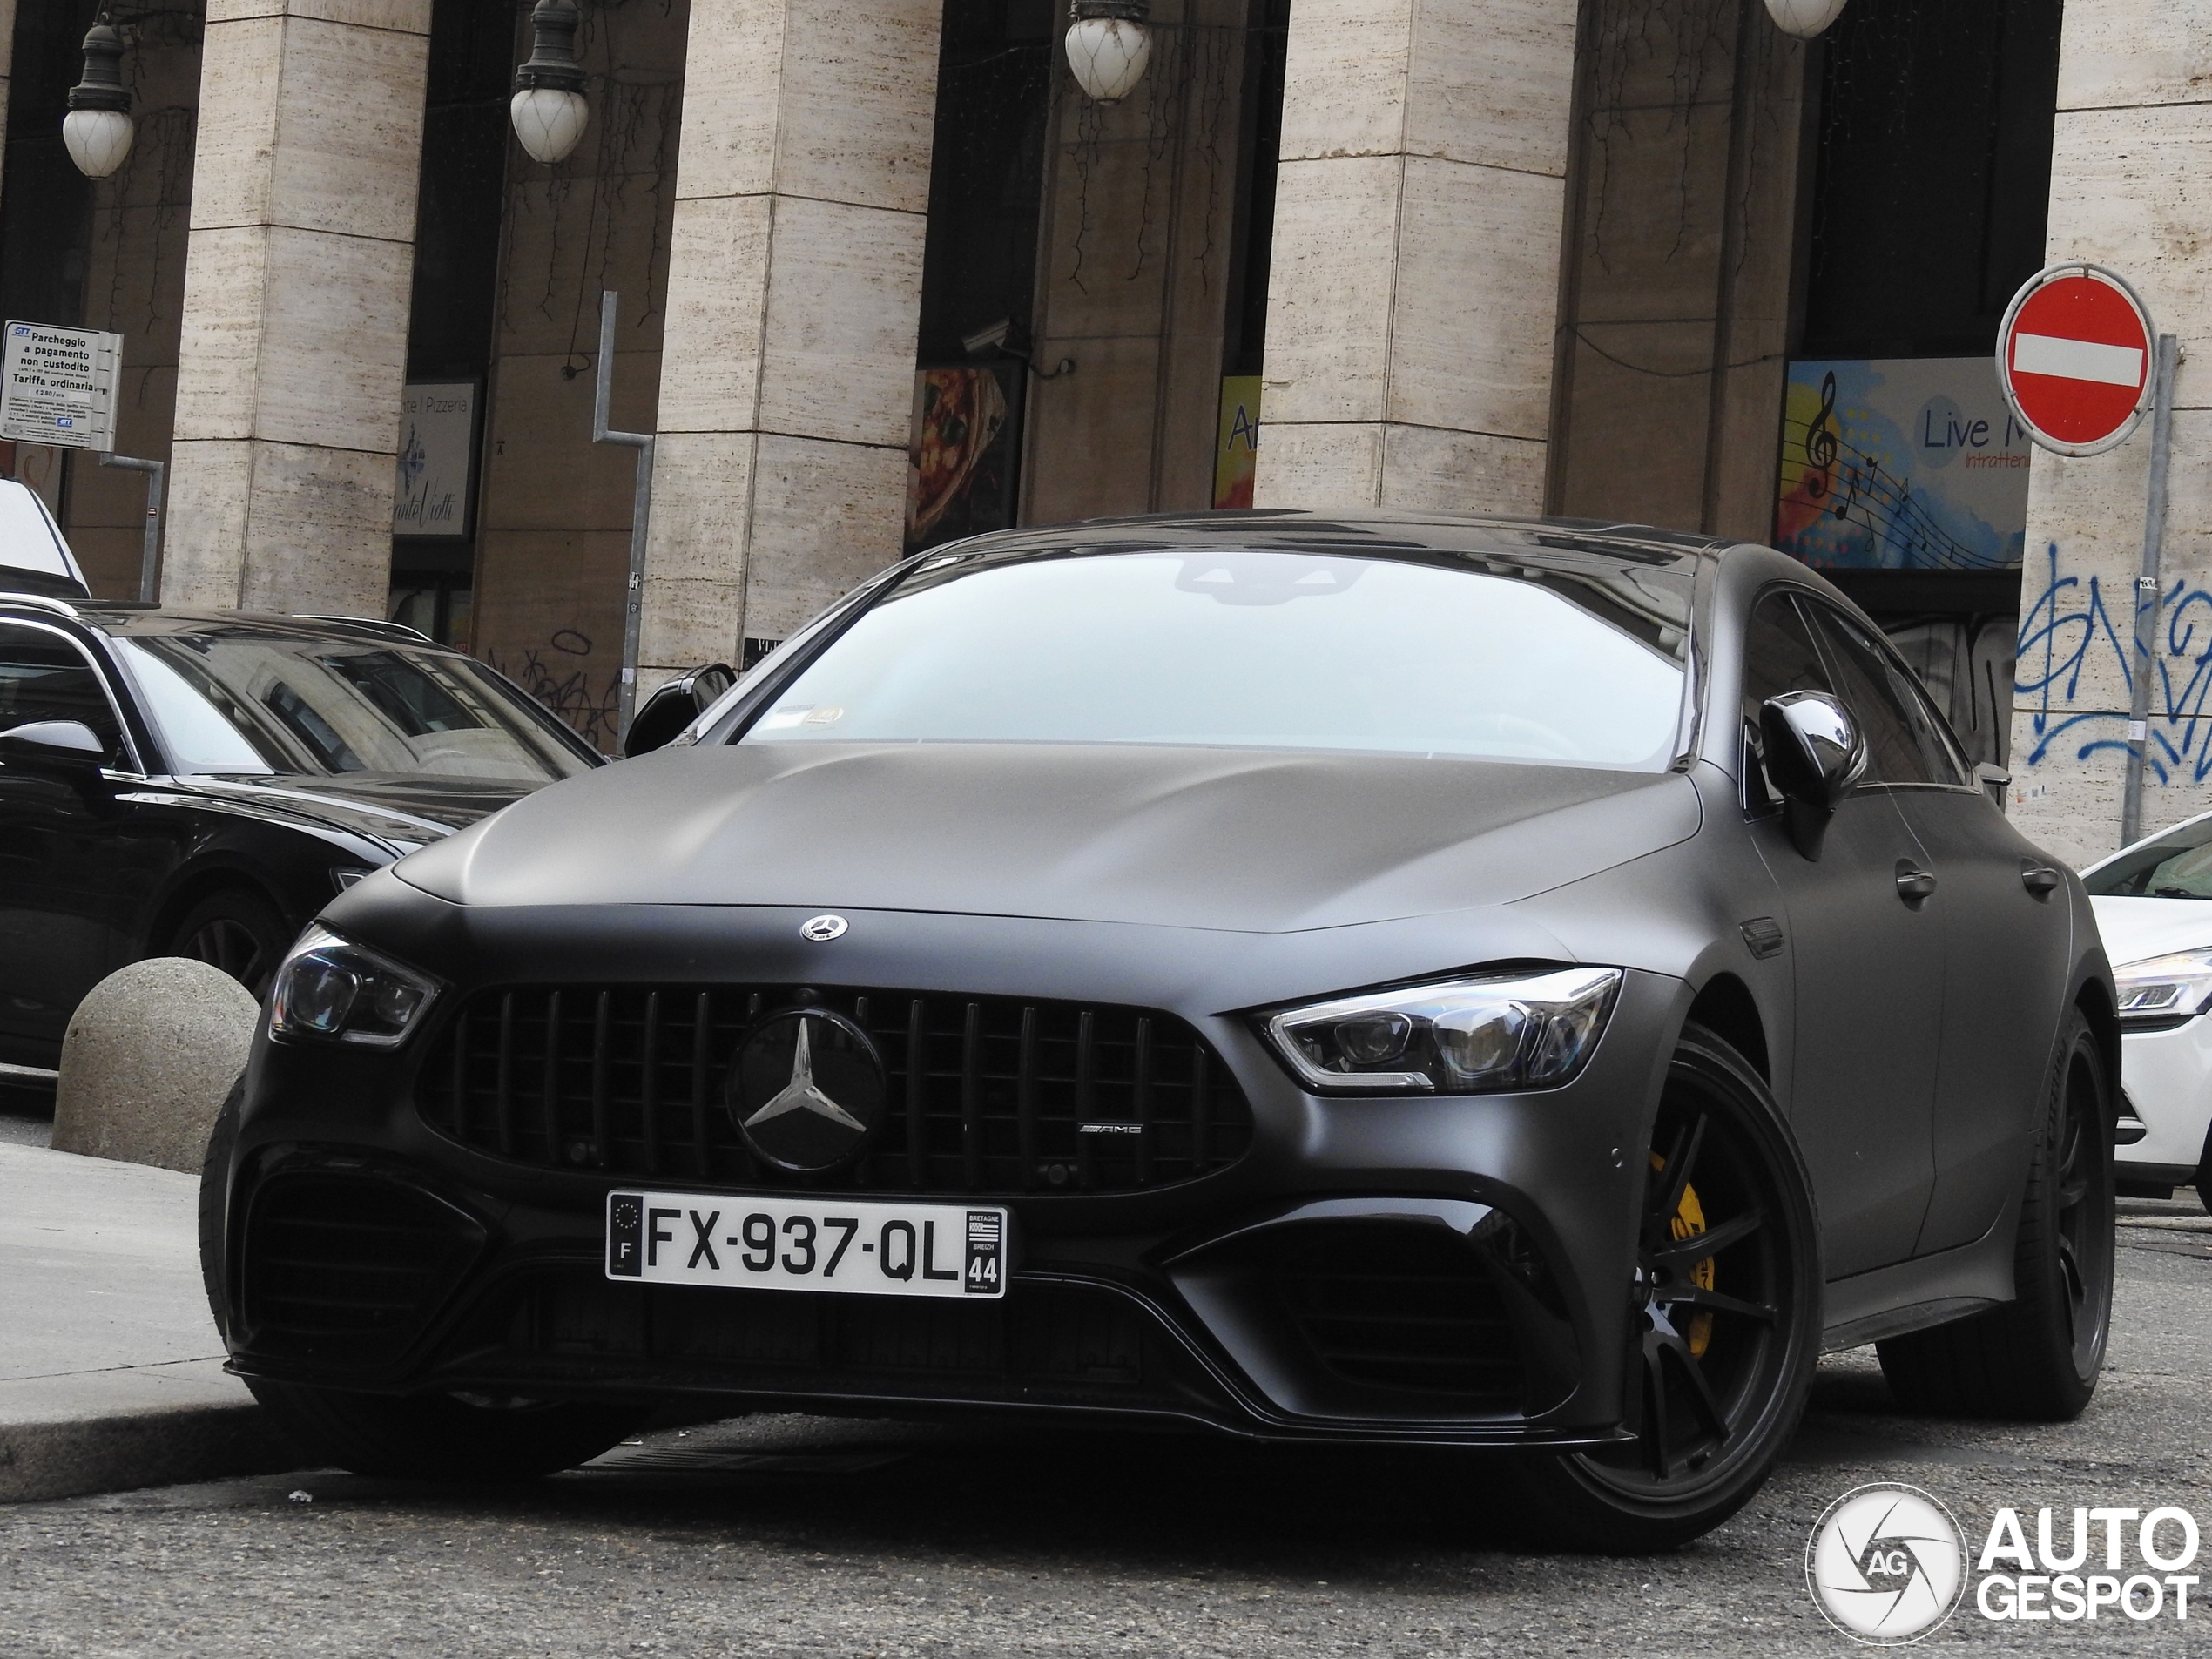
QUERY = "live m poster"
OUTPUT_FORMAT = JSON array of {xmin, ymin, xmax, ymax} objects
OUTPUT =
[{"xmin": 1775, "ymin": 358, "xmax": 2031, "ymax": 571}]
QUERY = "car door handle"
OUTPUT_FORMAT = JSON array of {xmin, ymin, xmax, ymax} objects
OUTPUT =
[
  {"xmin": 1895, "ymin": 860, "xmax": 1937, "ymax": 905},
  {"xmin": 2021, "ymin": 862, "xmax": 2061, "ymax": 899}
]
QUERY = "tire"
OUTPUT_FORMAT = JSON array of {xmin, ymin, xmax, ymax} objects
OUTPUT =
[
  {"xmin": 239, "ymin": 1379, "xmax": 640, "ymax": 1483},
  {"xmin": 198, "ymin": 1078, "xmax": 245, "ymax": 1344},
  {"xmin": 1877, "ymin": 1007, "xmax": 2114, "ymax": 1420},
  {"xmin": 166, "ymin": 887, "xmax": 293, "ymax": 998},
  {"xmin": 200, "ymin": 1084, "xmax": 636, "ymax": 1481},
  {"xmin": 1514, "ymin": 1023, "xmax": 1823, "ymax": 1552}
]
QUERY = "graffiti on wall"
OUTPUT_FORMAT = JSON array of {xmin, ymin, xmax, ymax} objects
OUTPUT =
[
  {"xmin": 2015, "ymin": 543, "xmax": 2212, "ymax": 785},
  {"xmin": 482, "ymin": 628, "xmax": 620, "ymax": 754}
]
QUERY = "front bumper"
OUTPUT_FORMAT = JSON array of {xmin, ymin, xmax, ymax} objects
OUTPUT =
[
  {"xmin": 2116, "ymin": 1015, "xmax": 2212, "ymax": 1183},
  {"xmin": 215, "ymin": 897, "xmax": 1683, "ymax": 1448}
]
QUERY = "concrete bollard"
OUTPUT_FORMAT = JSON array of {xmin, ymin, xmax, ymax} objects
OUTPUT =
[{"xmin": 51, "ymin": 959, "xmax": 260, "ymax": 1174}]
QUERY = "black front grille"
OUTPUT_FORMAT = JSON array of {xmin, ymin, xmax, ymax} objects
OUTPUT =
[
  {"xmin": 491, "ymin": 1271, "xmax": 1152, "ymax": 1388},
  {"xmin": 1271, "ymin": 1224, "xmax": 1522, "ymax": 1404},
  {"xmin": 240, "ymin": 1172, "xmax": 484, "ymax": 1360},
  {"xmin": 415, "ymin": 985, "xmax": 1255, "ymax": 1195}
]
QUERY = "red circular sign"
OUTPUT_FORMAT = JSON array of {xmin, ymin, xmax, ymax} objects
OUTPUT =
[{"xmin": 1997, "ymin": 267, "xmax": 2155, "ymax": 455}]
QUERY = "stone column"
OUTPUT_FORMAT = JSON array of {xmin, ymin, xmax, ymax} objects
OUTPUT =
[
  {"xmin": 162, "ymin": 1, "xmax": 430, "ymax": 616},
  {"xmin": 639, "ymin": 0, "xmax": 941, "ymax": 678},
  {"xmin": 1252, "ymin": 0, "xmax": 1578, "ymax": 514},
  {"xmin": 2006, "ymin": 6, "xmax": 2212, "ymax": 866}
]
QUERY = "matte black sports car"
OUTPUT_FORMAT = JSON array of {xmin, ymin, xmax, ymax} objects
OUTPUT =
[
  {"xmin": 205, "ymin": 512, "xmax": 2116, "ymax": 1548},
  {"xmin": 0, "ymin": 590, "xmax": 602, "ymax": 1076}
]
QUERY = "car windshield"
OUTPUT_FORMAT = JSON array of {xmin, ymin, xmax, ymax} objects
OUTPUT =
[
  {"xmin": 111, "ymin": 631, "xmax": 597, "ymax": 784},
  {"xmin": 2086, "ymin": 817, "xmax": 2212, "ymax": 900},
  {"xmin": 738, "ymin": 548, "xmax": 1694, "ymax": 770}
]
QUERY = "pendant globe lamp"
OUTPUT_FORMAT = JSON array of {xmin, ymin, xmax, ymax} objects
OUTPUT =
[
  {"xmin": 63, "ymin": 18, "xmax": 133, "ymax": 180},
  {"xmin": 1064, "ymin": 0, "xmax": 1153, "ymax": 105},
  {"xmin": 511, "ymin": 0, "xmax": 590, "ymax": 165},
  {"xmin": 1764, "ymin": 0, "xmax": 1847, "ymax": 38}
]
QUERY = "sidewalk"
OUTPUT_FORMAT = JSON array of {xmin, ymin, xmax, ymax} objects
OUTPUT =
[{"xmin": 0, "ymin": 1142, "xmax": 294, "ymax": 1503}]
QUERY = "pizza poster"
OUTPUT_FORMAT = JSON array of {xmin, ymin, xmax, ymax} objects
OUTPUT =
[
  {"xmin": 1773, "ymin": 357, "xmax": 2029, "ymax": 570},
  {"xmin": 906, "ymin": 364, "xmax": 1022, "ymax": 554}
]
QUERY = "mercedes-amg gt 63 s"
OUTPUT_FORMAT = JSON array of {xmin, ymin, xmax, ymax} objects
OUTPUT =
[{"xmin": 202, "ymin": 511, "xmax": 2116, "ymax": 1549}]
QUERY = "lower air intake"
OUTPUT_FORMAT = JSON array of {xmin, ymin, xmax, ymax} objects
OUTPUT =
[{"xmin": 239, "ymin": 1171, "xmax": 483, "ymax": 1363}]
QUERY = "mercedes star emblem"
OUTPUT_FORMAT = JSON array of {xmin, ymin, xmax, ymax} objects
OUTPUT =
[
  {"xmin": 730, "ymin": 1008, "xmax": 886, "ymax": 1171},
  {"xmin": 799, "ymin": 914, "xmax": 848, "ymax": 941}
]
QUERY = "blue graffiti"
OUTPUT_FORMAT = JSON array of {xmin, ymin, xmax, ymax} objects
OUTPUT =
[{"xmin": 2017, "ymin": 542, "xmax": 2212, "ymax": 784}]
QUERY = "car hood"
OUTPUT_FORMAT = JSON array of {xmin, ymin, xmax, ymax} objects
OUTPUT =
[
  {"xmin": 395, "ymin": 742, "xmax": 1702, "ymax": 934},
  {"xmin": 174, "ymin": 772, "xmax": 541, "ymax": 851},
  {"xmin": 2089, "ymin": 894, "xmax": 2212, "ymax": 968}
]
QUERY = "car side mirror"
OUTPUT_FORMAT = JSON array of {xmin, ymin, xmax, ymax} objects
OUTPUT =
[
  {"xmin": 1759, "ymin": 691, "xmax": 1865, "ymax": 860},
  {"xmin": 0, "ymin": 718, "xmax": 108, "ymax": 774},
  {"xmin": 621, "ymin": 662, "xmax": 735, "ymax": 759},
  {"xmin": 1976, "ymin": 762, "xmax": 2010, "ymax": 812}
]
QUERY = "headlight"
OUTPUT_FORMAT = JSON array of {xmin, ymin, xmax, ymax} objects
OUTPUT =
[
  {"xmin": 1262, "ymin": 967, "xmax": 1622, "ymax": 1094},
  {"xmin": 268, "ymin": 923, "xmax": 442, "ymax": 1047},
  {"xmin": 2114, "ymin": 948, "xmax": 2212, "ymax": 1028}
]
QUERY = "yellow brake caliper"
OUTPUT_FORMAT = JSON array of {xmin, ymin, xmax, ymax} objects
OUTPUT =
[{"xmin": 1651, "ymin": 1150, "xmax": 1716, "ymax": 1357}]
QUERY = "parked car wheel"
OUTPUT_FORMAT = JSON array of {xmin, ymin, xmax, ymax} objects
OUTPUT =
[
  {"xmin": 167, "ymin": 887, "xmax": 293, "ymax": 997},
  {"xmin": 198, "ymin": 1083, "xmax": 636, "ymax": 1480},
  {"xmin": 1878, "ymin": 1007, "xmax": 2113, "ymax": 1420},
  {"xmin": 198, "ymin": 1078, "xmax": 245, "ymax": 1344},
  {"xmin": 1514, "ymin": 1024, "xmax": 1822, "ymax": 1552}
]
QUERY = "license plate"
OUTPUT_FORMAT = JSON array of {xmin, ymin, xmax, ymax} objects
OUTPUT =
[{"xmin": 604, "ymin": 1190, "xmax": 1007, "ymax": 1299}]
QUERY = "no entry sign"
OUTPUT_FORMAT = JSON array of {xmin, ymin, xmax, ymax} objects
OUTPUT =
[{"xmin": 1996, "ymin": 265, "xmax": 2155, "ymax": 456}]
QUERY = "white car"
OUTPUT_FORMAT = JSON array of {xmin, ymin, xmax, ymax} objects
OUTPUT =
[{"xmin": 2083, "ymin": 810, "xmax": 2212, "ymax": 1208}]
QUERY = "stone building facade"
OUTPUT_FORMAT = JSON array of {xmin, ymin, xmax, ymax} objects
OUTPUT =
[{"xmin": 0, "ymin": 0, "xmax": 2190, "ymax": 864}]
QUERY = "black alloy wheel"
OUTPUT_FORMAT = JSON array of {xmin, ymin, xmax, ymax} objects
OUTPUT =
[
  {"xmin": 1517, "ymin": 1023, "xmax": 1821, "ymax": 1552},
  {"xmin": 167, "ymin": 887, "xmax": 292, "ymax": 998},
  {"xmin": 2048, "ymin": 1053, "xmax": 2114, "ymax": 1373},
  {"xmin": 1878, "ymin": 1007, "xmax": 2114, "ymax": 1419}
]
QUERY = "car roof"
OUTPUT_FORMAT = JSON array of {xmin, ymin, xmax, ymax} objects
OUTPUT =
[
  {"xmin": 0, "ymin": 597, "xmax": 447, "ymax": 650},
  {"xmin": 0, "ymin": 480, "xmax": 90, "ymax": 597},
  {"xmin": 926, "ymin": 509, "xmax": 1732, "ymax": 570}
]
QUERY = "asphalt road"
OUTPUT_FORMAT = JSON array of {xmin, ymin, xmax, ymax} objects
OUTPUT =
[{"xmin": 4, "ymin": 1195, "xmax": 2209, "ymax": 1658}]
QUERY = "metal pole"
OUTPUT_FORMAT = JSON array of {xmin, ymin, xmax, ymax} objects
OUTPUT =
[
  {"xmin": 591, "ymin": 290, "xmax": 656, "ymax": 742},
  {"xmin": 98, "ymin": 452, "xmax": 165, "ymax": 603},
  {"xmin": 2121, "ymin": 334, "xmax": 2180, "ymax": 848}
]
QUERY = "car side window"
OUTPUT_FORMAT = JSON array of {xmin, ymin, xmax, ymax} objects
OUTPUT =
[
  {"xmin": 1801, "ymin": 600, "xmax": 1937, "ymax": 786},
  {"xmin": 1872, "ymin": 634, "xmax": 1970, "ymax": 786},
  {"xmin": 0, "ymin": 624, "xmax": 125, "ymax": 762},
  {"xmin": 1738, "ymin": 591, "xmax": 1833, "ymax": 813}
]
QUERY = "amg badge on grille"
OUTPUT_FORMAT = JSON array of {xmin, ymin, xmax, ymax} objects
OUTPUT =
[{"xmin": 731, "ymin": 1008, "xmax": 887, "ymax": 1172}]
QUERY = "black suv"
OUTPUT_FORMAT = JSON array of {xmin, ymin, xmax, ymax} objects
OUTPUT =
[{"xmin": 0, "ymin": 590, "xmax": 604, "ymax": 1076}]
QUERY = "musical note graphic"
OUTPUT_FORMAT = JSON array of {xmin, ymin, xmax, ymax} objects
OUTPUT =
[
  {"xmin": 1804, "ymin": 371, "xmax": 1839, "ymax": 502},
  {"xmin": 1777, "ymin": 409, "xmax": 2013, "ymax": 571}
]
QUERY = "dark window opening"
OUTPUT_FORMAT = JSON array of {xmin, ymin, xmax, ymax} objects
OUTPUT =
[
  {"xmin": 389, "ymin": 0, "xmax": 514, "ymax": 643},
  {"xmin": 1221, "ymin": 0, "xmax": 1290, "ymax": 381},
  {"xmin": 914, "ymin": 0, "xmax": 1055, "ymax": 368},
  {"xmin": 0, "ymin": 1, "xmax": 100, "ymax": 335},
  {"xmin": 1799, "ymin": 0, "xmax": 2062, "ymax": 360}
]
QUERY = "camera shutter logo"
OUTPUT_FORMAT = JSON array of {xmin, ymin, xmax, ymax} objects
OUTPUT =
[{"xmin": 1807, "ymin": 1484, "xmax": 1966, "ymax": 1644}]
